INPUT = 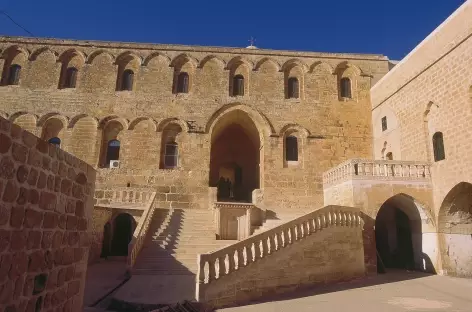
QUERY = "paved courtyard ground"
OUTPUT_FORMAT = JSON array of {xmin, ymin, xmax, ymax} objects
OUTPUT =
[
  {"xmin": 83, "ymin": 267, "xmax": 472, "ymax": 311},
  {"xmin": 218, "ymin": 271, "xmax": 472, "ymax": 312}
]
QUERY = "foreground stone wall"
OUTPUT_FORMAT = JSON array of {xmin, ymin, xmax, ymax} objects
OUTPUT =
[
  {"xmin": 0, "ymin": 36, "xmax": 390, "ymax": 212},
  {"xmin": 0, "ymin": 117, "xmax": 95, "ymax": 312},
  {"xmin": 197, "ymin": 206, "xmax": 364, "ymax": 308},
  {"xmin": 371, "ymin": 0, "xmax": 472, "ymax": 276}
]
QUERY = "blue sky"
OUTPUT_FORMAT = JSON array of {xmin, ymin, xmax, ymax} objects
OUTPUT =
[{"xmin": 0, "ymin": 0, "xmax": 464, "ymax": 60}]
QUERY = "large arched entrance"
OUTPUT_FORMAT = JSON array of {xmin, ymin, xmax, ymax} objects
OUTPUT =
[
  {"xmin": 375, "ymin": 194, "xmax": 433, "ymax": 273},
  {"xmin": 438, "ymin": 182, "xmax": 472, "ymax": 277},
  {"xmin": 110, "ymin": 213, "xmax": 136, "ymax": 256},
  {"xmin": 209, "ymin": 110, "xmax": 261, "ymax": 202}
]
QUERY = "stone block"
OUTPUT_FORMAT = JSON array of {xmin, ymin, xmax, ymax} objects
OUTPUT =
[
  {"xmin": 10, "ymin": 206, "xmax": 25, "ymax": 228},
  {"xmin": 0, "ymin": 133, "xmax": 12, "ymax": 153},
  {"xmin": 0, "ymin": 156, "xmax": 15, "ymax": 180}
]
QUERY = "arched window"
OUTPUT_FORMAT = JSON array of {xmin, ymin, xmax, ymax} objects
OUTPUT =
[
  {"xmin": 64, "ymin": 67, "xmax": 78, "ymax": 88},
  {"xmin": 176, "ymin": 72, "xmax": 189, "ymax": 93},
  {"xmin": 285, "ymin": 136, "xmax": 298, "ymax": 161},
  {"xmin": 121, "ymin": 69, "xmax": 134, "ymax": 91},
  {"xmin": 386, "ymin": 152, "xmax": 393, "ymax": 160},
  {"xmin": 164, "ymin": 142, "xmax": 178, "ymax": 168},
  {"xmin": 232, "ymin": 75, "xmax": 244, "ymax": 96},
  {"xmin": 340, "ymin": 77, "xmax": 352, "ymax": 98},
  {"xmin": 106, "ymin": 139, "xmax": 121, "ymax": 165},
  {"xmin": 8, "ymin": 64, "xmax": 21, "ymax": 85},
  {"xmin": 287, "ymin": 77, "xmax": 299, "ymax": 99},
  {"xmin": 433, "ymin": 132, "xmax": 445, "ymax": 162},
  {"xmin": 48, "ymin": 137, "xmax": 61, "ymax": 147}
]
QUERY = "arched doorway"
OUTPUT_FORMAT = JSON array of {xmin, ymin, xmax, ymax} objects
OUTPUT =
[
  {"xmin": 375, "ymin": 194, "xmax": 429, "ymax": 273},
  {"xmin": 110, "ymin": 213, "xmax": 136, "ymax": 256},
  {"xmin": 438, "ymin": 182, "xmax": 472, "ymax": 277},
  {"xmin": 209, "ymin": 110, "xmax": 261, "ymax": 202}
]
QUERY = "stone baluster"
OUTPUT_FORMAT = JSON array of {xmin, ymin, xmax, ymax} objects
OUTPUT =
[
  {"xmin": 290, "ymin": 226, "xmax": 296, "ymax": 242},
  {"xmin": 247, "ymin": 243, "xmax": 254, "ymax": 263},
  {"xmin": 425, "ymin": 165, "xmax": 431, "ymax": 177},
  {"xmin": 254, "ymin": 240, "xmax": 261, "ymax": 260},
  {"xmin": 197, "ymin": 256, "xmax": 206, "ymax": 284},
  {"xmin": 237, "ymin": 247, "xmax": 245, "ymax": 269},
  {"xmin": 261, "ymin": 237, "xmax": 269, "ymax": 256},
  {"xmin": 228, "ymin": 251, "xmax": 236, "ymax": 274},
  {"xmin": 218, "ymin": 255, "xmax": 226, "ymax": 278},
  {"xmin": 208, "ymin": 258, "xmax": 216, "ymax": 282},
  {"xmin": 269, "ymin": 234, "xmax": 276, "ymax": 253}
]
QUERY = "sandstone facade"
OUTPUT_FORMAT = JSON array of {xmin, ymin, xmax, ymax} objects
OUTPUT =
[
  {"xmin": 0, "ymin": 117, "xmax": 95, "ymax": 312},
  {"xmin": 370, "ymin": 0, "xmax": 472, "ymax": 277},
  {"xmin": 0, "ymin": 36, "xmax": 389, "ymax": 215}
]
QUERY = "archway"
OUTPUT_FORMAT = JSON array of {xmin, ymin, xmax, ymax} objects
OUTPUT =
[
  {"xmin": 438, "ymin": 182, "xmax": 472, "ymax": 277},
  {"xmin": 110, "ymin": 213, "xmax": 136, "ymax": 256},
  {"xmin": 375, "ymin": 194, "xmax": 428, "ymax": 273},
  {"xmin": 209, "ymin": 110, "xmax": 261, "ymax": 202}
]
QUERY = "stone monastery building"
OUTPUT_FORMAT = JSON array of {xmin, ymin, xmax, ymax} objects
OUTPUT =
[{"xmin": 0, "ymin": 0, "xmax": 471, "ymax": 310}]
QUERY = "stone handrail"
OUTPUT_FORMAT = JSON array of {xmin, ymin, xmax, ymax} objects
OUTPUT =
[
  {"xmin": 323, "ymin": 159, "xmax": 431, "ymax": 186},
  {"xmin": 127, "ymin": 191, "xmax": 158, "ymax": 270},
  {"xmin": 196, "ymin": 205, "xmax": 362, "ymax": 291},
  {"xmin": 94, "ymin": 188, "xmax": 155, "ymax": 206}
]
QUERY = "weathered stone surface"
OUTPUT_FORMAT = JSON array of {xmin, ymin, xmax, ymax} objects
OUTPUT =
[
  {"xmin": 10, "ymin": 206, "xmax": 25, "ymax": 228},
  {"xmin": 39, "ymin": 192, "xmax": 56, "ymax": 211},
  {"xmin": 0, "ymin": 229, "xmax": 11, "ymax": 252},
  {"xmin": 16, "ymin": 165, "xmax": 29, "ymax": 183},
  {"xmin": 0, "ymin": 204, "xmax": 10, "ymax": 226},
  {"xmin": 9, "ymin": 231, "xmax": 27, "ymax": 251},
  {"xmin": 2, "ymin": 180, "xmax": 19, "ymax": 203},
  {"xmin": 0, "ymin": 133, "xmax": 12, "ymax": 153},
  {"xmin": 42, "ymin": 212, "xmax": 58, "ymax": 229},
  {"xmin": 0, "ymin": 156, "xmax": 15, "ymax": 180},
  {"xmin": 24, "ymin": 209, "xmax": 43, "ymax": 228},
  {"xmin": 12, "ymin": 143, "xmax": 28, "ymax": 164},
  {"xmin": 26, "ymin": 231, "xmax": 41, "ymax": 249},
  {"xmin": 26, "ymin": 168, "xmax": 39, "ymax": 186},
  {"xmin": 0, "ymin": 119, "xmax": 94, "ymax": 311},
  {"xmin": 16, "ymin": 187, "xmax": 28, "ymax": 205}
]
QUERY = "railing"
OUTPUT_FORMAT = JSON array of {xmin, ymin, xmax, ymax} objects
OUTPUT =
[
  {"xmin": 323, "ymin": 159, "xmax": 431, "ymax": 186},
  {"xmin": 196, "ymin": 205, "xmax": 362, "ymax": 290},
  {"xmin": 94, "ymin": 188, "xmax": 155, "ymax": 205},
  {"xmin": 126, "ymin": 192, "xmax": 157, "ymax": 270}
]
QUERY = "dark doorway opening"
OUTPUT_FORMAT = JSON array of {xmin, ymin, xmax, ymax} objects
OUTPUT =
[
  {"xmin": 110, "ymin": 213, "xmax": 135, "ymax": 256},
  {"xmin": 376, "ymin": 207, "xmax": 415, "ymax": 272}
]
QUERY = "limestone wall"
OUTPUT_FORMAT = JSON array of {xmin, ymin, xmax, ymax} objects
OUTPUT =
[
  {"xmin": 0, "ymin": 117, "xmax": 96, "ymax": 312},
  {"xmin": 0, "ymin": 36, "xmax": 390, "ymax": 212},
  {"xmin": 370, "ymin": 1, "xmax": 472, "ymax": 276}
]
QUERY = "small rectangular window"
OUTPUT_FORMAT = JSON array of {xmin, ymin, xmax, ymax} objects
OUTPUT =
[{"xmin": 381, "ymin": 116, "xmax": 388, "ymax": 131}]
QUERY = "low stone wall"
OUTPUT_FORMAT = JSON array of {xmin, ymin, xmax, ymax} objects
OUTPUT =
[
  {"xmin": 0, "ymin": 117, "xmax": 96, "ymax": 312},
  {"xmin": 197, "ymin": 206, "xmax": 364, "ymax": 308}
]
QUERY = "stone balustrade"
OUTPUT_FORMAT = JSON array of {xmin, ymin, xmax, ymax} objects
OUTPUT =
[
  {"xmin": 127, "ymin": 192, "xmax": 158, "ymax": 270},
  {"xmin": 196, "ymin": 205, "xmax": 362, "ymax": 298},
  {"xmin": 323, "ymin": 159, "xmax": 431, "ymax": 186},
  {"xmin": 94, "ymin": 188, "xmax": 155, "ymax": 206}
]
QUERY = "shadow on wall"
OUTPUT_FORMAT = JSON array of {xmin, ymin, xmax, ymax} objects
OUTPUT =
[
  {"xmin": 361, "ymin": 193, "xmax": 437, "ymax": 275},
  {"xmin": 108, "ymin": 209, "xmax": 197, "ymax": 312}
]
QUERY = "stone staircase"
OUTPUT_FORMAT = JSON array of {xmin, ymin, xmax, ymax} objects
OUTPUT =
[
  {"xmin": 251, "ymin": 211, "xmax": 304, "ymax": 236},
  {"xmin": 133, "ymin": 209, "xmax": 236, "ymax": 275},
  {"xmin": 111, "ymin": 208, "xmax": 236, "ymax": 307}
]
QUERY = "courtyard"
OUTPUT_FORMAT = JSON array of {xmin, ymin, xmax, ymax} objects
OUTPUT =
[{"xmin": 218, "ymin": 271, "xmax": 472, "ymax": 312}]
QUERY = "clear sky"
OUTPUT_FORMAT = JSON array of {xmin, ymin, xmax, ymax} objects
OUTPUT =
[{"xmin": 0, "ymin": 0, "xmax": 465, "ymax": 60}]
